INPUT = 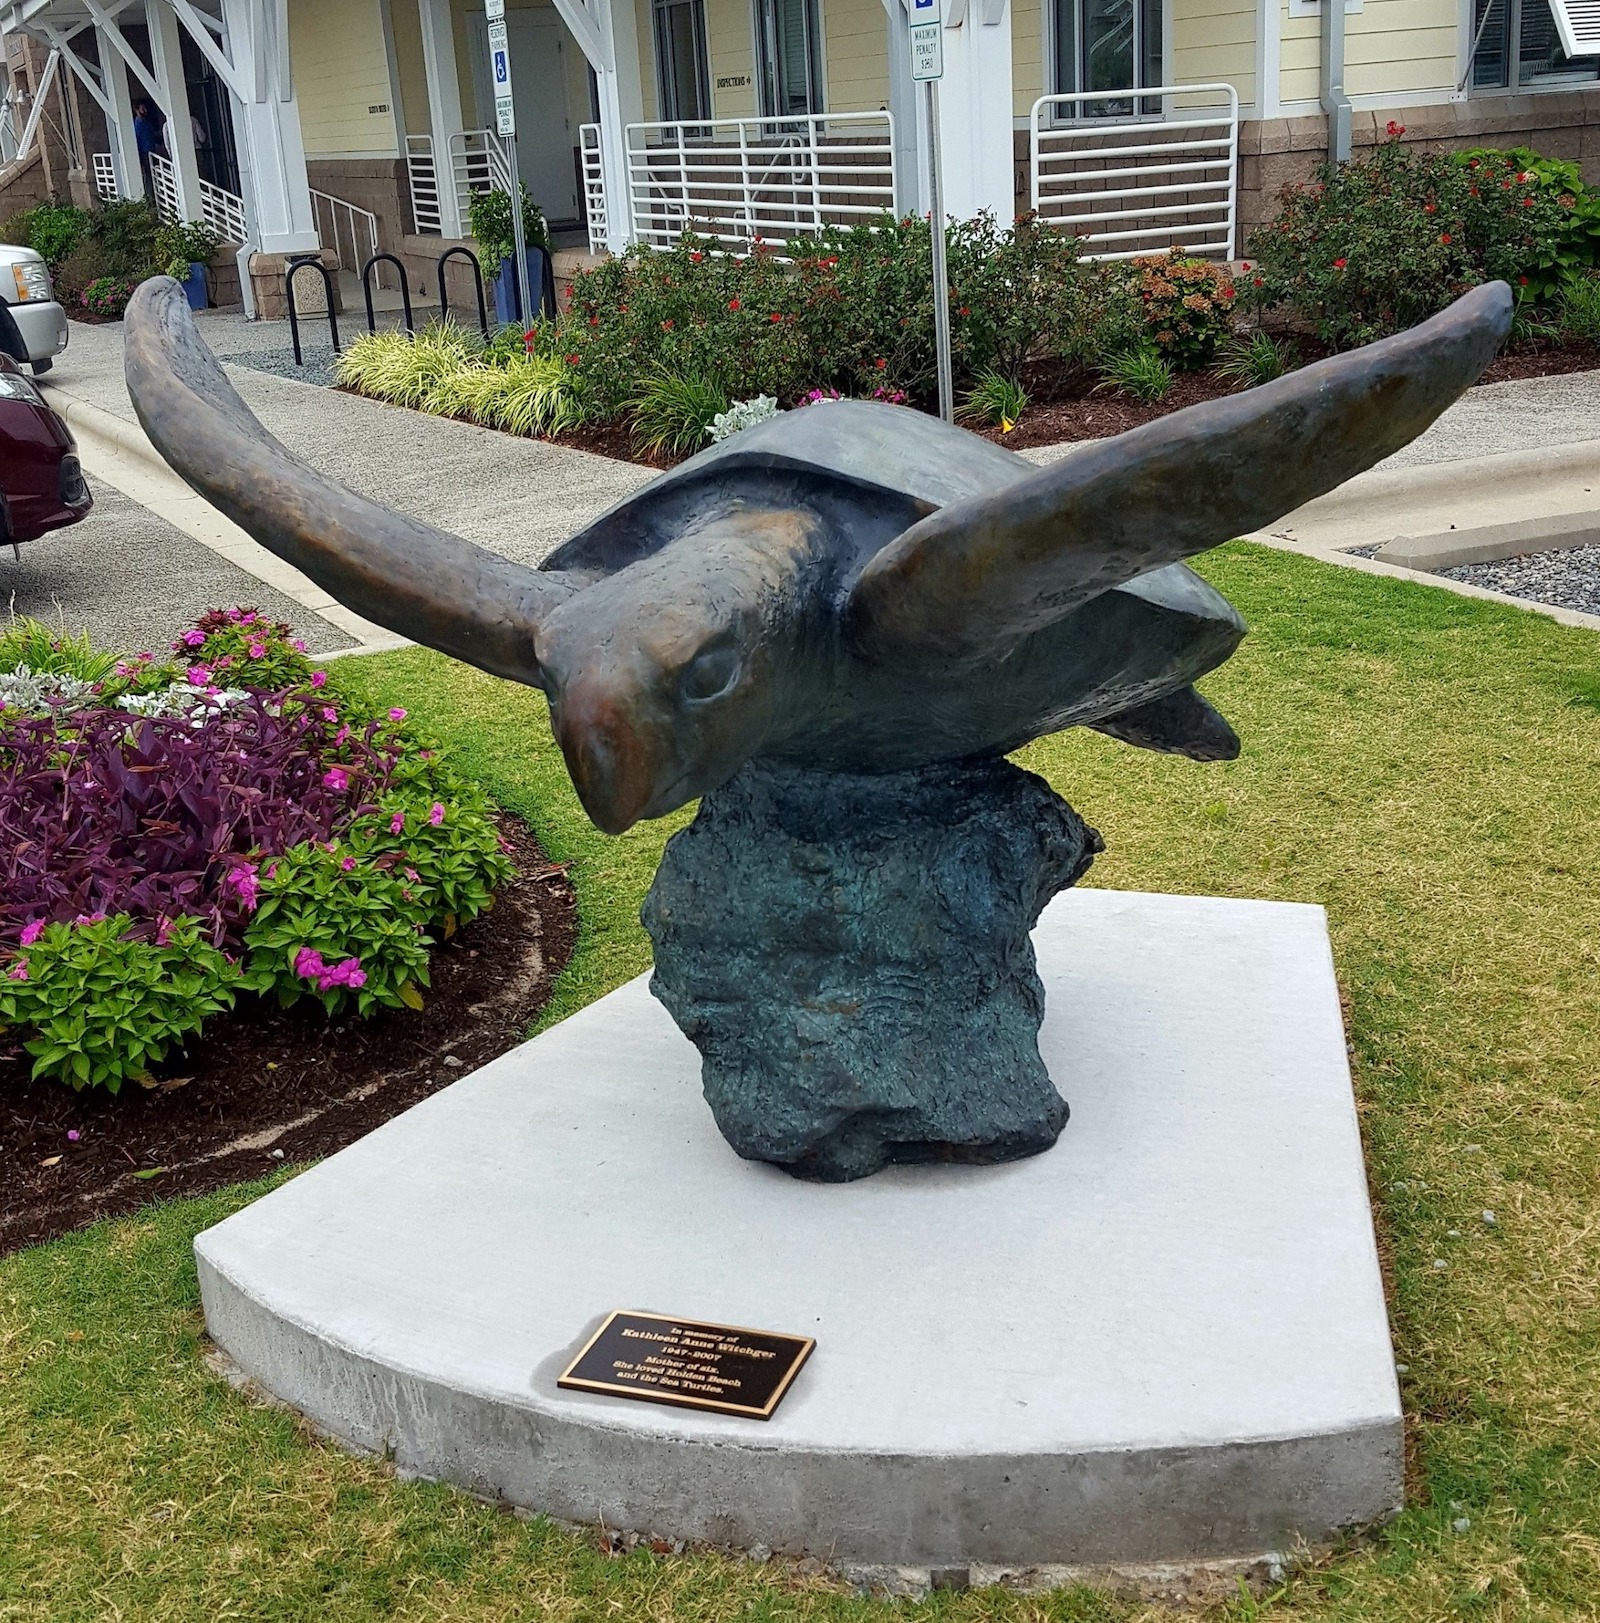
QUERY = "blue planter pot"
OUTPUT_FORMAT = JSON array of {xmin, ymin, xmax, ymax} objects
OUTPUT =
[
  {"xmin": 491, "ymin": 248, "xmax": 554, "ymax": 326},
  {"xmin": 180, "ymin": 261, "xmax": 208, "ymax": 311}
]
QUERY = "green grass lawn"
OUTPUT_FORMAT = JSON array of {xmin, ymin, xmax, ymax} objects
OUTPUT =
[{"xmin": 3, "ymin": 545, "xmax": 1598, "ymax": 1622}]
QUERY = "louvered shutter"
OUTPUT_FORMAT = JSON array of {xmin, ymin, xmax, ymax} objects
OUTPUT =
[{"xmin": 1549, "ymin": 0, "xmax": 1600, "ymax": 57}]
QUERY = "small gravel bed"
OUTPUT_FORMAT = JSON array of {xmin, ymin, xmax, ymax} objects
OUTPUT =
[
  {"xmin": 1438, "ymin": 545, "xmax": 1600, "ymax": 614},
  {"xmin": 215, "ymin": 342, "xmax": 340, "ymax": 388}
]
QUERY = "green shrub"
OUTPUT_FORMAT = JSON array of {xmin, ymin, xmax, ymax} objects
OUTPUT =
[
  {"xmin": 1214, "ymin": 330, "xmax": 1297, "ymax": 389},
  {"xmin": 628, "ymin": 371, "xmax": 728, "ymax": 456},
  {"xmin": 1248, "ymin": 137, "xmax": 1570, "ymax": 347},
  {"xmin": 465, "ymin": 183, "xmax": 551, "ymax": 266},
  {"xmin": 960, "ymin": 369, "xmax": 1028, "ymax": 427},
  {"xmin": 7, "ymin": 201, "xmax": 89, "ymax": 269},
  {"xmin": 155, "ymin": 217, "xmax": 221, "ymax": 276},
  {"xmin": 1460, "ymin": 145, "xmax": 1600, "ymax": 301},
  {"xmin": 0, "ymin": 915, "xmax": 238, "ymax": 1091},
  {"xmin": 1098, "ymin": 344, "xmax": 1173, "ymax": 401},
  {"xmin": 1108, "ymin": 252, "xmax": 1237, "ymax": 369}
]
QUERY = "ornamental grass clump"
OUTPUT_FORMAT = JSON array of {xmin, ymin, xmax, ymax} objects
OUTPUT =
[{"xmin": 0, "ymin": 611, "xmax": 514, "ymax": 1091}]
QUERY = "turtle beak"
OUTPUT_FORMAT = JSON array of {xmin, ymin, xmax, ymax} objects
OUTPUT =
[{"xmin": 552, "ymin": 676, "xmax": 667, "ymax": 836}]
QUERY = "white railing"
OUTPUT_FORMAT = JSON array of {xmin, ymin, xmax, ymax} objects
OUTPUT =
[
  {"xmin": 450, "ymin": 127, "xmax": 513, "ymax": 204},
  {"xmin": 312, "ymin": 187, "xmax": 377, "ymax": 269},
  {"xmin": 199, "ymin": 178, "xmax": 246, "ymax": 242},
  {"xmin": 625, "ymin": 112, "xmax": 895, "ymax": 253},
  {"xmin": 579, "ymin": 122, "xmax": 606, "ymax": 253},
  {"xmin": 92, "ymin": 150, "xmax": 118, "ymax": 201},
  {"xmin": 1029, "ymin": 84, "xmax": 1238, "ymax": 261},
  {"xmin": 148, "ymin": 150, "xmax": 180, "ymax": 222},
  {"xmin": 406, "ymin": 134, "xmax": 442, "ymax": 233}
]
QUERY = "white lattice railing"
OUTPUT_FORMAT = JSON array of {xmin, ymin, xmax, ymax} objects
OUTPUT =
[
  {"xmin": 312, "ymin": 188, "xmax": 377, "ymax": 269},
  {"xmin": 450, "ymin": 127, "xmax": 513, "ymax": 204},
  {"xmin": 1029, "ymin": 84, "xmax": 1238, "ymax": 261},
  {"xmin": 406, "ymin": 134, "xmax": 442, "ymax": 233},
  {"xmin": 148, "ymin": 150, "xmax": 180, "ymax": 222},
  {"xmin": 625, "ymin": 112, "xmax": 895, "ymax": 254},
  {"xmin": 199, "ymin": 178, "xmax": 247, "ymax": 242},
  {"xmin": 579, "ymin": 123, "xmax": 606, "ymax": 253},
  {"xmin": 92, "ymin": 150, "xmax": 118, "ymax": 201}
]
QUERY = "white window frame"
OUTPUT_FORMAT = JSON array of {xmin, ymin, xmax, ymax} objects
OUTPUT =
[
  {"xmin": 1465, "ymin": 0, "xmax": 1600, "ymax": 92},
  {"xmin": 752, "ymin": 0, "xmax": 826, "ymax": 119},
  {"xmin": 1044, "ymin": 0, "xmax": 1173, "ymax": 116}
]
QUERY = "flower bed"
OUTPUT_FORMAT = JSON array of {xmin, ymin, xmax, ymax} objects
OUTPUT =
[{"xmin": 0, "ymin": 613, "xmax": 513, "ymax": 1092}]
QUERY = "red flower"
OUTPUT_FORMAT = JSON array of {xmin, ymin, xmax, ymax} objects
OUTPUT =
[
  {"xmin": 875, "ymin": 358, "xmax": 887, "ymax": 369},
  {"xmin": 1524, "ymin": 197, "xmax": 1536, "ymax": 207},
  {"xmin": 1252, "ymin": 276, "xmax": 1264, "ymax": 287},
  {"xmin": 1333, "ymin": 258, "xmax": 1348, "ymax": 269},
  {"xmin": 689, "ymin": 251, "xmax": 703, "ymax": 262},
  {"xmin": 1386, "ymin": 120, "xmax": 1406, "ymax": 137},
  {"xmin": 1519, "ymin": 275, "xmax": 1530, "ymax": 286},
  {"xmin": 1439, "ymin": 233, "xmax": 1451, "ymax": 245},
  {"xmin": 1424, "ymin": 203, "xmax": 1436, "ymax": 213},
  {"xmin": 958, "ymin": 306, "xmax": 970, "ymax": 316},
  {"xmin": 661, "ymin": 319, "xmax": 674, "ymax": 330},
  {"xmin": 728, "ymin": 298, "xmax": 741, "ymax": 311},
  {"xmin": 589, "ymin": 315, "xmax": 599, "ymax": 326},
  {"xmin": 564, "ymin": 353, "xmax": 580, "ymax": 367},
  {"xmin": 769, "ymin": 312, "xmax": 783, "ymax": 322}
]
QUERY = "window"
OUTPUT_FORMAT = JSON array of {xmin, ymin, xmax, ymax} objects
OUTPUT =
[
  {"xmin": 1053, "ymin": 0, "xmax": 1163, "ymax": 113},
  {"xmin": 757, "ymin": 0, "xmax": 823, "ymax": 118},
  {"xmin": 1471, "ymin": 0, "xmax": 1600, "ymax": 89},
  {"xmin": 654, "ymin": 0, "xmax": 711, "ymax": 124}
]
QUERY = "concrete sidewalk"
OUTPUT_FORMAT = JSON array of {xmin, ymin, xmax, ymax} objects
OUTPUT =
[{"xmin": 37, "ymin": 314, "xmax": 1600, "ymax": 644}]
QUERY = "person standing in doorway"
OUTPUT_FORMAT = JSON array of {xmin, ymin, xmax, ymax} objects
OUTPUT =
[{"xmin": 132, "ymin": 97, "xmax": 169, "ymax": 203}]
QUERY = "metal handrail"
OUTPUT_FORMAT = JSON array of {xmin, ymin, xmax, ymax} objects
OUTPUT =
[
  {"xmin": 436, "ymin": 245, "xmax": 488, "ymax": 337},
  {"xmin": 312, "ymin": 188, "xmax": 392, "ymax": 288},
  {"xmin": 148, "ymin": 151, "xmax": 180, "ymax": 223},
  {"xmin": 362, "ymin": 252, "xmax": 414, "ymax": 334},
  {"xmin": 1029, "ymin": 83, "xmax": 1239, "ymax": 261},
  {"xmin": 285, "ymin": 255, "xmax": 341, "ymax": 366},
  {"xmin": 579, "ymin": 122, "xmax": 606, "ymax": 253}
]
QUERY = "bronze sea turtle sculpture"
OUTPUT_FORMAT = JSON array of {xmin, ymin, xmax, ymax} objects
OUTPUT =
[{"xmin": 125, "ymin": 277, "xmax": 1511, "ymax": 1179}]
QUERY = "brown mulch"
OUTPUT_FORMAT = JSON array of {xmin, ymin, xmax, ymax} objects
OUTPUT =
[{"xmin": 0, "ymin": 814, "xmax": 577, "ymax": 1258}]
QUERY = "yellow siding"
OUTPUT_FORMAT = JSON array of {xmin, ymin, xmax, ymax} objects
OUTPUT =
[
  {"xmin": 1280, "ymin": 6, "xmax": 1320, "ymax": 106},
  {"xmin": 388, "ymin": 0, "xmax": 433, "ymax": 136},
  {"xmin": 1173, "ymin": 0, "xmax": 1256, "ymax": 106},
  {"xmin": 290, "ymin": 0, "xmax": 399, "ymax": 155},
  {"xmin": 637, "ymin": 0, "xmax": 659, "ymax": 121},
  {"xmin": 825, "ymin": 0, "xmax": 890, "ymax": 111},
  {"xmin": 706, "ymin": 0, "xmax": 759, "ymax": 117},
  {"xmin": 1014, "ymin": 0, "xmax": 1044, "ymax": 119},
  {"xmin": 1346, "ymin": 0, "xmax": 1455, "ymax": 97}
]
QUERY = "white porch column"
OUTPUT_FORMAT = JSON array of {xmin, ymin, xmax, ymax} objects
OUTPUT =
[
  {"xmin": 219, "ymin": 0, "xmax": 317, "ymax": 254},
  {"xmin": 592, "ymin": 0, "xmax": 643, "ymax": 253},
  {"xmin": 417, "ymin": 0, "xmax": 466, "ymax": 239},
  {"xmin": 882, "ymin": 0, "xmax": 929, "ymax": 215},
  {"xmin": 97, "ymin": 25, "xmax": 142, "ymax": 199},
  {"xmin": 936, "ymin": 0, "xmax": 1014, "ymax": 223},
  {"xmin": 146, "ymin": 0, "xmax": 203, "ymax": 219}
]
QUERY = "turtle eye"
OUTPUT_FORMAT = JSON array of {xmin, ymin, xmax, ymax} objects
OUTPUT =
[{"xmin": 681, "ymin": 644, "xmax": 741, "ymax": 703}]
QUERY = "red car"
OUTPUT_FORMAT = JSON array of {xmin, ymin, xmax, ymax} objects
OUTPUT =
[{"xmin": 0, "ymin": 352, "xmax": 91, "ymax": 552}]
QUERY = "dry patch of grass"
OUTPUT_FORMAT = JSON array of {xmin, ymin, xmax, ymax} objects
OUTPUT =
[{"xmin": 2, "ymin": 545, "xmax": 1598, "ymax": 1621}]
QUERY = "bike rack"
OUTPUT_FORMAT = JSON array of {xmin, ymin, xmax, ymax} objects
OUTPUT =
[
  {"xmin": 361, "ymin": 253, "xmax": 415, "ymax": 335},
  {"xmin": 436, "ymin": 246, "xmax": 489, "ymax": 337},
  {"xmin": 285, "ymin": 256, "xmax": 341, "ymax": 366}
]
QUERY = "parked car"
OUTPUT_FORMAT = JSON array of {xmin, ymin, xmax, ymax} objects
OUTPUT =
[
  {"xmin": 0, "ymin": 353, "xmax": 91, "ymax": 551},
  {"xmin": 0, "ymin": 243, "xmax": 70, "ymax": 374}
]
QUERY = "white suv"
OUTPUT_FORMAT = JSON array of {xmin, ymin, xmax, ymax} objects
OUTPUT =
[{"xmin": 0, "ymin": 243, "xmax": 70, "ymax": 373}]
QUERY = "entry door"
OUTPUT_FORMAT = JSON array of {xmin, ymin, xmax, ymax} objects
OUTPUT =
[{"xmin": 468, "ymin": 8, "xmax": 581, "ymax": 225}]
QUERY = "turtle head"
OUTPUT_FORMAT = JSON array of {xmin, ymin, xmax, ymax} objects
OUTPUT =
[{"xmin": 535, "ymin": 504, "xmax": 816, "ymax": 833}]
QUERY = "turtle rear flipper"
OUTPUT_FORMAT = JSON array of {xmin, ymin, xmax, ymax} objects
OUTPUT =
[{"xmin": 1089, "ymin": 686, "xmax": 1240, "ymax": 761}]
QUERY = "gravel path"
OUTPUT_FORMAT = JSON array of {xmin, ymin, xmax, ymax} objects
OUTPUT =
[{"xmin": 1438, "ymin": 546, "xmax": 1600, "ymax": 615}]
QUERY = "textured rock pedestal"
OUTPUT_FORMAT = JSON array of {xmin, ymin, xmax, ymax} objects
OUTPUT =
[
  {"xmin": 194, "ymin": 890, "xmax": 1403, "ymax": 1573},
  {"xmin": 642, "ymin": 759, "xmax": 1102, "ymax": 1180}
]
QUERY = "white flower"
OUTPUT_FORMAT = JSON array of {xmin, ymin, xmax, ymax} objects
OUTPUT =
[{"xmin": 708, "ymin": 395, "xmax": 780, "ymax": 442}]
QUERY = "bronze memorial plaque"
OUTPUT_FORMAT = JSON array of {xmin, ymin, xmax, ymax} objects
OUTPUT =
[{"xmin": 558, "ymin": 1311, "xmax": 815, "ymax": 1419}]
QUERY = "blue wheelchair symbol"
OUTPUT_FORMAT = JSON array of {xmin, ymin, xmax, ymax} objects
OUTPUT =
[{"xmin": 494, "ymin": 51, "xmax": 508, "ymax": 82}]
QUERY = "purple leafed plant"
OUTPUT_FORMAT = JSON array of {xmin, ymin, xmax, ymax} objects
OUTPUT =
[{"xmin": 0, "ymin": 694, "xmax": 401, "ymax": 952}]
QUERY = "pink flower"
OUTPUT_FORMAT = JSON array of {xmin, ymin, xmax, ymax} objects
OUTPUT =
[
  {"xmin": 187, "ymin": 665, "xmax": 211, "ymax": 686},
  {"xmin": 323, "ymin": 767, "xmax": 349, "ymax": 792},
  {"xmin": 405, "ymin": 867, "xmax": 420, "ymax": 884},
  {"xmin": 19, "ymin": 919, "xmax": 45, "ymax": 947},
  {"xmin": 154, "ymin": 916, "xmax": 175, "ymax": 946},
  {"xmin": 292, "ymin": 639, "xmax": 308, "ymax": 653},
  {"xmin": 8, "ymin": 959, "xmax": 28, "ymax": 981},
  {"xmin": 340, "ymin": 857, "xmax": 356, "ymax": 872},
  {"xmin": 248, "ymin": 642, "xmax": 267, "ymax": 659},
  {"xmin": 334, "ymin": 726, "xmax": 350, "ymax": 745},
  {"xmin": 321, "ymin": 707, "xmax": 338, "ymax": 723},
  {"xmin": 238, "ymin": 611, "xmax": 257, "ymax": 625},
  {"xmin": 294, "ymin": 947, "xmax": 327, "ymax": 981},
  {"xmin": 182, "ymin": 629, "xmax": 207, "ymax": 648},
  {"xmin": 429, "ymin": 802, "xmax": 445, "ymax": 826},
  {"xmin": 66, "ymin": 1130, "xmax": 80, "ymax": 1142},
  {"xmin": 73, "ymin": 912, "xmax": 106, "ymax": 926},
  {"xmin": 224, "ymin": 862, "xmax": 260, "ymax": 911},
  {"xmin": 388, "ymin": 707, "xmax": 407, "ymax": 721},
  {"xmin": 389, "ymin": 811, "xmax": 406, "ymax": 834},
  {"xmin": 309, "ymin": 955, "xmax": 367, "ymax": 991},
  {"xmin": 310, "ymin": 671, "xmax": 328, "ymax": 689}
]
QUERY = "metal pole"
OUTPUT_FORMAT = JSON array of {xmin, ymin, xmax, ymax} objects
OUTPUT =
[
  {"xmin": 507, "ymin": 131, "xmax": 535, "ymax": 325},
  {"xmin": 926, "ymin": 78, "xmax": 953, "ymax": 425}
]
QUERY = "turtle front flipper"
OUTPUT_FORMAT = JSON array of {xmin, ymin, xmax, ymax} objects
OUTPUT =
[
  {"xmin": 844, "ymin": 282, "xmax": 1512, "ymax": 669},
  {"xmin": 1089, "ymin": 686, "xmax": 1240, "ymax": 762}
]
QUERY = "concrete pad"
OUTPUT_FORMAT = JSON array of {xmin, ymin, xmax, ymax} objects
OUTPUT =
[
  {"xmin": 195, "ymin": 888, "xmax": 1401, "ymax": 1569},
  {"xmin": 1374, "ymin": 509, "xmax": 1600, "ymax": 572}
]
